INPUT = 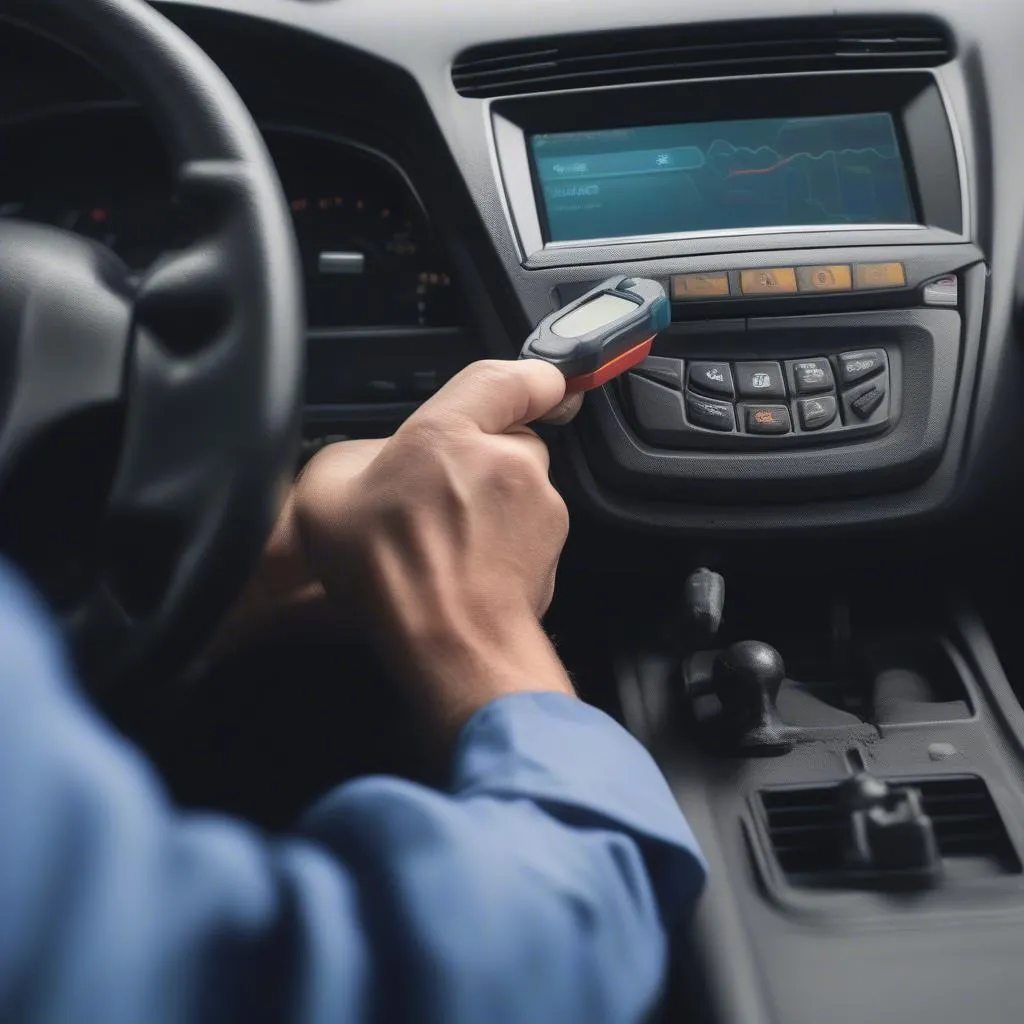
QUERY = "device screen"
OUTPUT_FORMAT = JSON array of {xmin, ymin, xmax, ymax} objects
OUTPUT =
[
  {"xmin": 551, "ymin": 293, "xmax": 639, "ymax": 338},
  {"xmin": 531, "ymin": 112, "xmax": 916, "ymax": 243}
]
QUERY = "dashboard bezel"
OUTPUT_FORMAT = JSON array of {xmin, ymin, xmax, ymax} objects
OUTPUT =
[{"xmin": 489, "ymin": 69, "xmax": 969, "ymax": 265}]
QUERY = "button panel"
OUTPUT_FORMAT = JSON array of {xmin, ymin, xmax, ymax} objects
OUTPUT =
[
  {"xmin": 625, "ymin": 349, "xmax": 892, "ymax": 445},
  {"xmin": 670, "ymin": 262, "xmax": 907, "ymax": 304}
]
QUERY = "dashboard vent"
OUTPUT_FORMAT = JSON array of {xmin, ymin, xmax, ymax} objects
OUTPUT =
[
  {"xmin": 761, "ymin": 776, "xmax": 1019, "ymax": 888},
  {"xmin": 452, "ymin": 19, "xmax": 953, "ymax": 98}
]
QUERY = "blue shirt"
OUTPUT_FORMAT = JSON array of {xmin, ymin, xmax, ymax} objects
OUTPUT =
[{"xmin": 0, "ymin": 563, "xmax": 706, "ymax": 1024}]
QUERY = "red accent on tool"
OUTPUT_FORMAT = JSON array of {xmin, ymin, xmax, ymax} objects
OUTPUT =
[{"xmin": 563, "ymin": 336, "xmax": 655, "ymax": 392}]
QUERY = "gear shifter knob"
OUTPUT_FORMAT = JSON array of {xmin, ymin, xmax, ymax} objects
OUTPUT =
[{"xmin": 713, "ymin": 640, "xmax": 788, "ymax": 744}]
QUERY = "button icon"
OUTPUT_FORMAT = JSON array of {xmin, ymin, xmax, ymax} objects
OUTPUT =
[
  {"xmin": 790, "ymin": 358, "xmax": 835, "ymax": 395},
  {"xmin": 839, "ymin": 350, "xmax": 886, "ymax": 387},
  {"xmin": 796, "ymin": 265, "xmax": 853, "ymax": 293},
  {"xmin": 671, "ymin": 273, "xmax": 731, "ymax": 300},
  {"xmin": 736, "ymin": 362, "xmax": 786, "ymax": 399},
  {"xmin": 744, "ymin": 404, "xmax": 792, "ymax": 435},
  {"xmin": 798, "ymin": 395, "xmax": 838, "ymax": 431},
  {"xmin": 686, "ymin": 393, "xmax": 736, "ymax": 433},
  {"xmin": 688, "ymin": 362, "xmax": 734, "ymax": 399},
  {"xmin": 854, "ymin": 262, "xmax": 907, "ymax": 290},
  {"xmin": 739, "ymin": 268, "xmax": 799, "ymax": 296}
]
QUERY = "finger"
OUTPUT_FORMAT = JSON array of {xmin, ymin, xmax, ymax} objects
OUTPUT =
[
  {"xmin": 540, "ymin": 391, "xmax": 585, "ymax": 426},
  {"xmin": 419, "ymin": 359, "xmax": 568, "ymax": 435}
]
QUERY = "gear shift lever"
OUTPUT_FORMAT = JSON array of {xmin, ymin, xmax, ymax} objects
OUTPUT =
[{"xmin": 713, "ymin": 640, "xmax": 793, "ymax": 751}]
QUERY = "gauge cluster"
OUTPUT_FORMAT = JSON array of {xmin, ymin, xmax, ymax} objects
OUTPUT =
[{"xmin": 0, "ymin": 108, "xmax": 459, "ymax": 330}]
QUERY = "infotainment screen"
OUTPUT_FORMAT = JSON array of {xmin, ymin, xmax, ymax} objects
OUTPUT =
[{"xmin": 530, "ymin": 113, "xmax": 917, "ymax": 244}]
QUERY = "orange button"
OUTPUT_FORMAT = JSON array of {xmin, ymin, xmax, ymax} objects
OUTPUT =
[
  {"xmin": 797, "ymin": 265, "xmax": 853, "ymax": 293},
  {"xmin": 739, "ymin": 268, "xmax": 799, "ymax": 296},
  {"xmin": 671, "ymin": 272, "xmax": 731, "ymax": 300},
  {"xmin": 854, "ymin": 262, "xmax": 907, "ymax": 290}
]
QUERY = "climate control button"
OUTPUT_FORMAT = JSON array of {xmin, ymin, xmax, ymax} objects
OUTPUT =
[
  {"xmin": 735, "ymin": 361, "xmax": 786, "ymax": 399},
  {"xmin": 744, "ymin": 404, "xmax": 792, "ymax": 435},
  {"xmin": 839, "ymin": 350, "xmax": 886, "ymax": 387},
  {"xmin": 688, "ymin": 361, "xmax": 735, "ymax": 399},
  {"xmin": 790, "ymin": 358, "xmax": 834, "ymax": 395},
  {"xmin": 798, "ymin": 395, "xmax": 838, "ymax": 431},
  {"xmin": 686, "ymin": 393, "xmax": 736, "ymax": 432}
]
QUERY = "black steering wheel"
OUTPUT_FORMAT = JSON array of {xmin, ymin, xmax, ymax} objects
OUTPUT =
[{"xmin": 0, "ymin": 0, "xmax": 305, "ymax": 687}]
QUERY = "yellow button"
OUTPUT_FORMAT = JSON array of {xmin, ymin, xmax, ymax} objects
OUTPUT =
[
  {"xmin": 740, "ymin": 268, "xmax": 799, "ymax": 296},
  {"xmin": 797, "ymin": 265, "xmax": 853, "ymax": 293},
  {"xmin": 854, "ymin": 262, "xmax": 907, "ymax": 290},
  {"xmin": 671, "ymin": 272, "xmax": 731, "ymax": 300}
]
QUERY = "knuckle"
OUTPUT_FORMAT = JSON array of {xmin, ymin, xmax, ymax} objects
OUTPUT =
[
  {"xmin": 492, "ymin": 447, "xmax": 547, "ymax": 492},
  {"xmin": 548, "ymin": 490, "xmax": 570, "ymax": 538},
  {"xmin": 400, "ymin": 411, "xmax": 458, "ymax": 450}
]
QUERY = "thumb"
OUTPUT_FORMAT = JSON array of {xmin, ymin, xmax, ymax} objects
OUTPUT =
[{"xmin": 413, "ymin": 359, "xmax": 568, "ymax": 435}]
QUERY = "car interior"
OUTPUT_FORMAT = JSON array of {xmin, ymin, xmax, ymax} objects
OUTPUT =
[{"xmin": 4, "ymin": 1, "xmax": 1024, "ymax": 1021}]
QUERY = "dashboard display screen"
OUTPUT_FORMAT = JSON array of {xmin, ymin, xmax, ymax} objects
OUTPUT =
[{"xmin": 530, "ymin": 113, "xmax": 917, "ymax": 243}]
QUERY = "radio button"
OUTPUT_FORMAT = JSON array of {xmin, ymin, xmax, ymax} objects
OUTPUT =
[
  {"xmin": 839, "ymin": 350, "xmax": 886, "ymax": 386},
  {"xmin": 736, "ymin": 361, "xmax": 786, "ymax": 399},
  {"xmin": 798, "ymin": 396, "xmax": 838, "ymax": 431},
  {"xmin": 688, "ymin": 361, "xmax": 735, "ymax": 398},
  {"xmin": 744, "ymin": 405, "xmax": 792, "ymax": 435},
  {"xmin": 790, "ymin": 358, "xmax": 835, "ymax": 395},
  {"xmin": 854, "ymin": 262, "xmax": 907, "ymax": 290},
  {"xmin": 739, "ymin": 268, "xmax": 799, "ymax": 296},
  {"xmin": 686, "ymin": 393, "xmax": 736, "ymax": 433},
  {"xmin": 797, "ymin": 265, "xmax": 853, "ymax": 293},
  {"xmin": 672, "ymin": 273, "xmax": 731, "ymax": 300}
]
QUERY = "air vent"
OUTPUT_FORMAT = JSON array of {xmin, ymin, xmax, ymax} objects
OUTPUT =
[
  {"xmin": 761, "ymin": 776, "xmax": 1020, "ymax": 888},
  {"xmin": 452, "ymin": 19, "xmax": 953, "ymax": 98}
]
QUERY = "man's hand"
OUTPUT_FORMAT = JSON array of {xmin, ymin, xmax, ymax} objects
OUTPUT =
[{"xmin": 295, "ymin": 359, "xmax": 577, "ymax": 738}]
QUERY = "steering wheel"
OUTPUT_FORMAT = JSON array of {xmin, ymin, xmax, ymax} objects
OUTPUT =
[{"xmin": 0, "ymin": 0, "xmax": 305, "ymax": 687}]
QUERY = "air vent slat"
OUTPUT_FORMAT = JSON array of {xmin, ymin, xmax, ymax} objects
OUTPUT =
[
  {"xmin": 453, "ymin": 19, "xmax": 954, "ymax": 98},
  {"xmin": 761, "ymin": 776, "xmax": 1020, "ymax": 889}
]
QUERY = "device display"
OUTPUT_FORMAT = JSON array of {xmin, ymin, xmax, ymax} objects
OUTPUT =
[
  {"xmin": 531, "ymin": 113, "xmax": 917, "ymax": 243},
  {"xmin": 520, "ymin": 276, "xmax": 670, "ymax": 392}
]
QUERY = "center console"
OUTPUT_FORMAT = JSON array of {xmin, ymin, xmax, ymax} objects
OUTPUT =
[
  {"xmin": 468, "ymin": 24, "xmax": 1021, "ymax": 1022},
  {"xmin": 483, "ymin": 58, "xmax": 986, "ymax": 530},
  {"xmin": 612, "ymin": 567, "xmax": 1024, "ymax": 1024}
]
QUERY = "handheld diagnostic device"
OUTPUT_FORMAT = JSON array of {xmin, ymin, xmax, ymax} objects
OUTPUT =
[{"xmin": 520, "ymin": 276, "xmax": 670, "ymax": 392}]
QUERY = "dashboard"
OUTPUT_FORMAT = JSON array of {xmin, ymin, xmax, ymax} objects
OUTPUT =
[
  {"xmin": 2, "ymin": 0, "xmax": 1022, "ymax": 539},
  {"xmin": 0, "ymin": 96, "xmax": 476, "ymax": 414},
  {"xmin": 7, "ymin": 3, "xmax": 1024, "ymax": 1024},
  {"xmin": 0, "ymin": 110, "xmax": 458, "ymax": 330}
]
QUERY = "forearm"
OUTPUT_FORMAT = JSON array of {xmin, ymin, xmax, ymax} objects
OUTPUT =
[{"xmin": 1, "ymin": 564, "xmax": 706, "ymax": 1024}]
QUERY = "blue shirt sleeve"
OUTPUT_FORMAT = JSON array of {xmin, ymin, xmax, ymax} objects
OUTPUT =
[{"xmin": 0, "ymin": 563, "xmax": 706, "ymax": 1024}]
